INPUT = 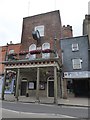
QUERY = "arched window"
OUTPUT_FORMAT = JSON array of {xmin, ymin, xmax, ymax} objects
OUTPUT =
[
  {"xmin": 42, "ymin": 43, "xmax": 50, "ymax": 58},
  {"xmin": 29, "ymin": 44, "xmax": 36, "ymax": 60}
]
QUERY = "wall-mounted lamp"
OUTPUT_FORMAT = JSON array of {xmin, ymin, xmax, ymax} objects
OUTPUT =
[{"xmin": 32, "ymin": 30, "xmax": 41, "ymax": 41}]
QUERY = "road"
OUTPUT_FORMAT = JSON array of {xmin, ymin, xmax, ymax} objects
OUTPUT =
[{"xmin": 1, "ymin": 101, "xmax": 89, "ymax": 119}]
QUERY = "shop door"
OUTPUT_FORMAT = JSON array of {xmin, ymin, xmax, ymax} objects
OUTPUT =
[
  {"xmin": 21, "ymin": 81, "xmax": 27, "ymax": 96},
  {"xmin": 48, "ymin": 81, "xmax": 54, "ymax": 97}
]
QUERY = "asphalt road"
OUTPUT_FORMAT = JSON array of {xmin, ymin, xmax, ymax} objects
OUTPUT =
[{"xmin": 2, "ymin": 101, "xmax": 89, "ymax": 119}]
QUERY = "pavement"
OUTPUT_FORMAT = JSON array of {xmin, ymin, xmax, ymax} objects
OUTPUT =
[{"xmin": 1, "ymin": 94, "xmax": 89, "ymax": 107}]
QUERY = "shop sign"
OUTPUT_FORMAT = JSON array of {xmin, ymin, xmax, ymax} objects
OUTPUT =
[{"xmin": 64, "ymin": 71, "xmax": 90, "ymax": 78}]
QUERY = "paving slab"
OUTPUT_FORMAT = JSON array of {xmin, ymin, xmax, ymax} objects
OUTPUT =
[{"xmin": 1, "ymin": 94, "xmax": 89, "ymax": 107}]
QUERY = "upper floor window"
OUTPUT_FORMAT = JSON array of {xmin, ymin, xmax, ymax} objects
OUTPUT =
[
  {"xmin": 35, "ymin": 25, "xmax": 44, "ymax": 37},
  {"xmin": 72, "ymin": 58, "xmax": 82, "ymax": 69},
  {"xmin": 42, "ymin": 43, "xmax": 50, "ymax": 59},
  {"xmin": 29, "ymin": 44, "xmax": 36, "ymax": 60},
  {"xmin": 9, "ymin": 49, "xmax": 14, "ymax": 54},
  {"xmin": 72, "ymin": 43, "xmax": 79, "ymax": 51}
]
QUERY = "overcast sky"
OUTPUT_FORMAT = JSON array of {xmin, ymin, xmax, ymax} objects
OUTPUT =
[{"xmin": 0, "ymin": 0, "xmax": 89, "ymax": 46}]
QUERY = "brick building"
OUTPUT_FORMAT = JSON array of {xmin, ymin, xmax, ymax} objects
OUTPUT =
[
  {"xmin": 0, "ymin": 42, "xmax": 21, "ymax": 76},
  {"xmin": 20, "ymin": 10, "xmax": 62, "ymax": 57},
  {"xmin": 83, "ymin": 14, "xmax": 90, "ymax": 71},
  {"xmin": 83, "ymin": 15, "xmax": 90, "ymax": 45},
  {"xmin": 2, "ymin": 10, "xmax": 64, "ymax": 103}
]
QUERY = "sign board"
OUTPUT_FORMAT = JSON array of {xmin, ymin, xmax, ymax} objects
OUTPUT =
[
  {"xmin": 64, "ymin": 71, "xmax": 90, "ymax": 78},
  {"xmin": 28, "ymin": 82, "xmax": 34, "ymax": 89}
]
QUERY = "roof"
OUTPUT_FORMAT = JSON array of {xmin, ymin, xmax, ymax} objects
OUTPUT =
[
  {"xmin": 23, "ymin": 10, "xmax": 60, "ymax": 19},
  {"xmin": 0, "ymin": 43, "xmax": 21, "ymax": 47},
  {"xmin": 60, "ymin": 35, "xmax": 88, "ymax": 41}
]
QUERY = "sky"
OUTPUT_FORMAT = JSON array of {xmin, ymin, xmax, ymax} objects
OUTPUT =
[{"xmin": 0, "ymin": 0, "xmax": 89, "ymax": 46}]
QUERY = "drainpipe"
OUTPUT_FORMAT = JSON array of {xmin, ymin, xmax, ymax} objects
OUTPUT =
[
  {"xmin": 54, "ymin": 36, "xmax": 57, "ymax": 57},
  {"xmin": 5, "ymin": 43, "xmax": 8, "ymax": 61}
]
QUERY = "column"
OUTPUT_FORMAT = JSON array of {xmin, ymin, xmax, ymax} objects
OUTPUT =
[
  {"xmin": 57, "ymin": 74, "xmax": 61, "ymax": 97},
  {"xmin": 15, "ymin": 68, "xmax": 20, "ymax": 101},
  {"xmin": 36, "ymin": 67, "xmax": 40, "ymax": 102},
  {"xmin": 54, "ymin": 66, "xmax": 58, "ymax": 104},
  {"xmin": 63, "ymin": 78, "xmax": 67, "ymax": 99},
  {"xmin": 2, "ymin": 69, "xmax": 7, "ymax": 100},
  {"xmin": 61, "ymin": 77, "xmax": 64, "ymax": 98}
]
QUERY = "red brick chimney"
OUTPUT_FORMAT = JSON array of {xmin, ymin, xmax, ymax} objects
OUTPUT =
[{"xmin": 62, "ymin": 25, "xmax": 73, "ymax": 38}]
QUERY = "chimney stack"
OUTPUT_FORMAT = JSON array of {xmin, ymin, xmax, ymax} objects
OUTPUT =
[
  {"xmin": 62, "ymin": 25, "xmax": 73, "ymax": 38},
  {"xmin": 83, "ymin": 14, "xmax": 90, "ymax": 46},
  {"xmin": 10, "ymin": 41, "xmax": 13, "ymax": 44}
]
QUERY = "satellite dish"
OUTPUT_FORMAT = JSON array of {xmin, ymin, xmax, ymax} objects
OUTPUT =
[{"xmin": 32, "ymin": 30, "xmax": 41, "ymax": 40}]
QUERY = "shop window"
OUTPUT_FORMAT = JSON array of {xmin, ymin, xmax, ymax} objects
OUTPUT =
[
  {"xmin": 35, "ymin": 25, "xmax": 44, "ymax": 37},
  {"xmin": 42, "ymin": 43, "xmax": 50, "ymax": 58},
  {"xmin": 5, "ymin": 78, "xmax": 14, "ymax": 94},
  {"xmin": 72, "ymin": 43, "xmax": 79, "ymax": 51},
  {"xmin": 72, "ymin": 59, "xmax": 82, "ymax": 69}
]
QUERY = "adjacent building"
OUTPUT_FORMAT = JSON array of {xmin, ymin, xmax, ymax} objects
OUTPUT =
[
  {"xmin": 83, "ymin": 14, "xmax": 90, "ymax": 71},
  {"xmin": 0, "ymin": 42, "xmax": 21, "ymax": 94},
  {"xmin": 83, "ymin": 15, "xmax": 90, "ymax": 45},
  {"xmin": 0, "ymin": 42, "xmax": 21, "ymax": 76},
  {"xmin": 60, "ymin": 35, "xmax": 89, "ymax": 97}
]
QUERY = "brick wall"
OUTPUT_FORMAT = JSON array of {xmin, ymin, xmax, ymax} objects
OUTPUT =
[
  {"xmin": 20, "ymin": 10, "xmax": 62, "ymax": 58},
  {"xmin": 62, "ymin": 25, "xmax": 73, "ymax": 38},
  {"xmin": 83, "ymin": 14, "xmax": 90, "ymax": 46},
  {"xmin": 0, "ymin": 43, "xmax": 21, "ymax": 75}
]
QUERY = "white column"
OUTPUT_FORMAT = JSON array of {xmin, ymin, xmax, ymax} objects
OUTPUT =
[
  {"xmin": 15, "ymin": 68, "xmax": 20, "ymax": 101},
  {"xmin": 36, "ymin": 67, "xmax": 40, "ymax": 102}
]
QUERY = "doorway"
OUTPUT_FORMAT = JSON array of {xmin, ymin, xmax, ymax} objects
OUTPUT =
[
  {"xmin": 21, "ymin": 81, "xmax": 27, "ymax": 96},
  {"xmin": 48, "ymin": 80, "xmax": 54, "ymax": 97},
  {"xmin": 73, "ymin": 79, "xmax": 89, "ymax": 97}
]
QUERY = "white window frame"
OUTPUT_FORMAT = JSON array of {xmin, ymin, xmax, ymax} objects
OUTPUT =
[
  {"xmin": 29, "ymin": 44, "xmax": 36, "ymax": 60},
  {"xmin": 9, "ymin": 49, "xmax": 14, "ymax": 54},
  {"xmin": 42, "ymin": 43, "xmax": 50, "ymax": 59},
  {"xmin": 72, "ymin": 58, "xmax": 82, "ymax": 69},
  {"xmin": 72, "ymin": 43, "xmax": 79, "ymax": 51},
  {"xmin": 35, "ymin": 25, "xmax": 44, "ymax": 37}
]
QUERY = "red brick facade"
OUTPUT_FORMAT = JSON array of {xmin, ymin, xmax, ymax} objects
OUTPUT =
[
  {"xmin": 0, "ymin": 43, "xmax": 21, "ymax": 75},
  {"xmin": 20, "ymin": 10, "xmax": 62, "ymax": 59}
]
